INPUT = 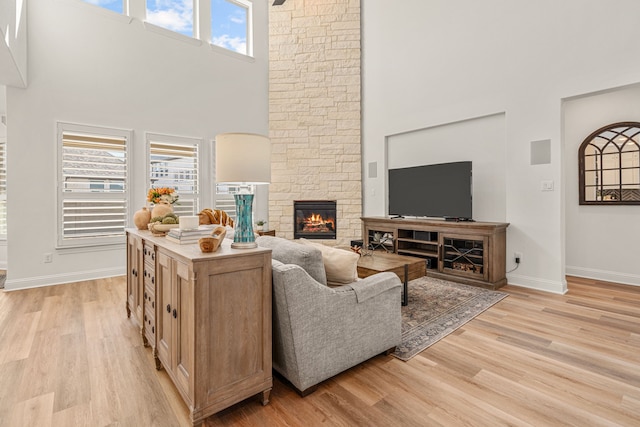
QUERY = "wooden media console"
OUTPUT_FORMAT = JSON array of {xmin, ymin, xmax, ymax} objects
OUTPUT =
[{"xmin": 361, "ymin": 217, "xmax": 509, "ymax": 290}]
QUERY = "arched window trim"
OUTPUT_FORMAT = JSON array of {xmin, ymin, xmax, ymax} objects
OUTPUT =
[{"xmin": 579, "ymin": 121, "xmax": 640, "ymax": 205}]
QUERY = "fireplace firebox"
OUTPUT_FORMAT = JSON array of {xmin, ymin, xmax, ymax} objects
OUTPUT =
[{"xmin": 294, "ymin": 200, "xmax": 337, "ymax": 240}]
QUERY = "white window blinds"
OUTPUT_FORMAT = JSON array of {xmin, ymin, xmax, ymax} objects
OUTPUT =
[
  {"xmin": 148, "ymin": 135, "xmax": 200, "ymax": 216},
  {"xmin": 58, "ymin": 123, "xmax": 131, "ymax": 247}
]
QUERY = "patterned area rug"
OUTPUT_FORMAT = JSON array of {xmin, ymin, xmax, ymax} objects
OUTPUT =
[
  {"xmin": 0, "ymin": 274, "xmax": 5, "ymax": 289},
  {"xmin": 394, "ymin": 276, "xmax": 508, "ymax": 361}
]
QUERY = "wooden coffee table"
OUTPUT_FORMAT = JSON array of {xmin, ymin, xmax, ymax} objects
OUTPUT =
[{"xmin": 357, "ymin": 251, "xmax": 427, "ymax": 306}]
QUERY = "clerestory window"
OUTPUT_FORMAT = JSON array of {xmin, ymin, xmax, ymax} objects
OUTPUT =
[
  {"xmin": 211, "ymin": 0, "xmax": 251, "ymax": 56},
  {"xmin": 81, "ymin": 0, "xmax": 254, "ymax": 57},
  {"xmin": 579, "ymin": 122, "xmax": 640, "ymax": 205},
  {"xmin": 82, "ymin": 0, "xmax": 124, "ymax": 14},
  {"xmin": 146, "ymin": 0, "xmax": 194, "ymax": 37}
]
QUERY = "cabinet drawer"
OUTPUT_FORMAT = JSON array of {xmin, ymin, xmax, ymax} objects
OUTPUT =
[
  {"xmin": 143, "ymin": 244, "xmax": 156, "ymax": 264},
  {"xmin": 143, "ymin": 284, "xmax": 155, "ymax": 308},
  {"xmin": 143, "ymin": 266, "xmax": 156, "ymax": 288},
  {"xmin": 143, "ymin": 309, "xmax": 156, "ymax": 343}
]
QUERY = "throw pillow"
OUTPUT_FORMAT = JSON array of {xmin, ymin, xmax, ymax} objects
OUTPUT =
[{"xmin": 299, "ymin": 239, "xmax": 359, "ymax": 286}]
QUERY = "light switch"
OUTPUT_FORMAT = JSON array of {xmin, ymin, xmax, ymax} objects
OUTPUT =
[{"xmin": 541, "ymin": 180, "xmax": 554, "ymax": 191}]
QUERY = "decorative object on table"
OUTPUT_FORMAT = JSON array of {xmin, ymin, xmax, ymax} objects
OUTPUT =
[
  {"xmin": 166, "ymin": 225, "xmax": 215, "ymax": 244},
  {"xmin": 198, "ymin": 226, "xmax": 227, "ymax": 252},
  {"xmin": 133, "ymin": 206, "xmax": 152, "ymax": 230},
  {"xmin": 148, "ymin": 222, "xmax": 179, "ymax": 235},
  {"xmin": 215, "ymin": 132, "xmax": 271, "ymax": 249},
  {"xmin": 393, "ymin": 276, "xmax": 508, "ymax": 361},
  {"xmin": 147, "ymin": 212, "xmax": 179, "ymax": 235},
  {"xmin": 198, "ymin": 208, "xmax": 234, "ymax": 227},
  {"xmin": 255, "ymin": 219, "xmax": 265, "ymax": 231},
  {"xmin": 179, "ymin": 215, "xmax": 199, "ymax": 230},
  {"xmin": 147, "ymin": 187, "xmax": 179, "ymax": 218}
]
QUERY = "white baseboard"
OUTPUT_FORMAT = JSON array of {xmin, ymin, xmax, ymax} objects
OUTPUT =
[
  {"xmin": 565, "ymin": 266, "xmax": 640, "ymax": 287},
  {"xmin": 4, "ymin": 267, "xmax": 125, "ymax": 291},
  {"xmin": 506, "ymin": 273, "xmax": 567, "ymax": 294}
]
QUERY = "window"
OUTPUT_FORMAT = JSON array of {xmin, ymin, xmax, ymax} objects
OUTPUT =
[
  {"xmin": 58, "ymin": 123, "xmax": 131, "ymax": 247},
  {"xmin": 0, "ymin": 139, "xmax": 6, "ymax": 239},
  {"xmin": 82, "ymin": 0, "xmax": 124, "ymax": 14},
  {"xmin": 146, "ymin": 0, "xmax": 194, "ymax": 37},
  {"xmin": 579, "ymin": 122, "xmax": 640, "ymax": 204},
  {"xmin": 147, "ymin": 134, "xmax": 201, "ymax": 216},
  {"xmin": 211, "ymin": 0, "xmax": 250, "ymax": 56},
  {"xmin": 214, "ymin": 183, "xmax": 238, "ymax": 220}
]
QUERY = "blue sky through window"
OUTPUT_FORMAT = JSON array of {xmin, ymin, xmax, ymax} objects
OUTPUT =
[
  {"xmin": 82, "ymin": 0, "xmax": 249, "ymax": 55},
  {"xmin": 83, "ymin": 0, "xmax": 123, "ymax": 14},
  {"xmin": 211, "ymin": 0, "xmax": 247, "ymax": 55},
  {"xmin": 146, "ymin": 0, "xmax": 194, "ymax": 37}
]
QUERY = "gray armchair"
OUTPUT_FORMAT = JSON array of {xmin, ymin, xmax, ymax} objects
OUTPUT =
[{"xmin": 257, "ymin": 236, "xmax": 402, "ymax": 395}]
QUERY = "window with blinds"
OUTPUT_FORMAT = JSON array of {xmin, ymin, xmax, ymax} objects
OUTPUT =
[
  {"xmin": 58, "ymin": 123, "xmax": 131, "ymax": 247},
  {"xmin": 0, "ymin": 139, "xmax": 6, "ymax": 239},
  {"xmin": 148, "ymin": 134, "xmax": 201, "ymax": 216}
]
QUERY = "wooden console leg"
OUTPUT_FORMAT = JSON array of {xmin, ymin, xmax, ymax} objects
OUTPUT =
[{"xmin": 260, "ymin": 388, "xmax": 271, "ymax": 406}]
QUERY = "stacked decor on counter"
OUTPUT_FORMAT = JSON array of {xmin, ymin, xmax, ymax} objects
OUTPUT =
[{"xmin": 165, "ymin": 226, "xmax": 215, "ymax": 244}]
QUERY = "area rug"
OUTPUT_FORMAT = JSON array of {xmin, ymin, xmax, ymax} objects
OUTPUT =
[
  {"xmin": 393, "ymin": 276, "xmax": 508, "ymax": 361},
  {"xmin": 0, "ymin": 274, "xmax": 5, "ymax": 289}
]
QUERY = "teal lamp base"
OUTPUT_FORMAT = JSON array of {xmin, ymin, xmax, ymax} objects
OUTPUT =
[{"xmin": 231, "ymin": 194, "xmax": 257, "ymax": 249}]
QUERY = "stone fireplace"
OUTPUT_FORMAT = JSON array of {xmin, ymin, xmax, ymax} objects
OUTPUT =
[
  {"xmin": 294, "ymin": 201, "xmax": 337, "ymax": 240},
  {"xmin": 268, "ymin": 0, "xmax": 362, "ymax": 245}
]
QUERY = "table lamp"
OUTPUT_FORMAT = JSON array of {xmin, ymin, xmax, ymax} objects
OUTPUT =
[{"xmin": 215, "ymin": 132, "xmax": 271, "ymax": 249}]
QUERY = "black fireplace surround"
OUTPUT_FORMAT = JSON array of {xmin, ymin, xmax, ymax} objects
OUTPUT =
[{"xmin": 293, "ymin": 200, "xmax": 337, "ymax": 240}]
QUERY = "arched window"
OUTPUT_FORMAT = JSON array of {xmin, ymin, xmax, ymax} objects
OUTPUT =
[{"xmin": 579, "ymin": 122, "xmax": 640, "ymax": 205}]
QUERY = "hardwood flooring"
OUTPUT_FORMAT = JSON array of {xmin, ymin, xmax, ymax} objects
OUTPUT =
[{"xmin": 0, "ymin": 275, "xmax": 638, "ymax": 426}]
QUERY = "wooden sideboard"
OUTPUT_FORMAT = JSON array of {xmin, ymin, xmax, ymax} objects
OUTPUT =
[
  {"xmin": 126, "ymin": 228, "xmax": 272, "ymax": 427},
  {"xmin": 362, "ymin": 217, "xmax": 509, "ymax": 290}
]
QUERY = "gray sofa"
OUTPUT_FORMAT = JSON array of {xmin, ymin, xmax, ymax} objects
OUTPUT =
[{"xmin": 256, "ymin": 235, "xmax": 402, "ymax": 395}]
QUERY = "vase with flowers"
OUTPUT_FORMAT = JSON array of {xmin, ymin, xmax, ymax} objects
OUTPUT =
[{"xmin": 148, "ymin": 187, "xmax": 179, "ymax": 218}]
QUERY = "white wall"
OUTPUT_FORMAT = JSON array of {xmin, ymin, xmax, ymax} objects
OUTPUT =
[
  {"xmin": 0, "ymin": 85, "xmax": 5, "ymax": 269},
  {"xmin": 0, "ymin": 0, "xmax": 28, "ymax": 87},
  {"xmin": 5, "ymin": 0, "xmax": 269, "ymax": 289},
  {"xmin": 362, "ymin": 0, "xmax": 640, "ymax": 293},
  {"xmin": 564, "ymin": 84, "xmax": 640, "ymax": 286}
]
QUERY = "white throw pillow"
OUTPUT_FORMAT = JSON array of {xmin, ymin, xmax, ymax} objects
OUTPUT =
[{"xmin": 299, "ymin": 239, "xmax": 359, "ymax": 286}]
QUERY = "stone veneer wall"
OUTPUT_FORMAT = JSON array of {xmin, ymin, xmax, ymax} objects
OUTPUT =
[{"xmin": 268, "ymin": 0, "xmax": 362, "ymax": 246}]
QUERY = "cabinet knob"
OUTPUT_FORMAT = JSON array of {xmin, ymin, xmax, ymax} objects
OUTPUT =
[
  {"xmin": 152, "ymin": 326, "xmax": 155, "ymax": 333},
  {"xmin": 152, "ymin": 253, "xmax": 155, "ymax": 260},
  {"xmin": 151, "ymin": 276, "xmax": 155, "ymax": 285},
  {"xmin": 144, "ymin": 291, "xmax": 147, "ymax": 299},
  {"xmin": 172, "ymin": 309, "xmax": 177, "ymax": 319},
  {"xmin": 166, "ymin": 304, "xmax": 171, "ymax": 313}
]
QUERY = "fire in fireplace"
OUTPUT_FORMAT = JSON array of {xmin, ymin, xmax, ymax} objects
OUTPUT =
[{"xmin": 294, "ymin": 200, "xmax": 337, "ymax": 239}]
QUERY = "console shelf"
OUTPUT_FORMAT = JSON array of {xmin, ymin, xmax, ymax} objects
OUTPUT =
[{"xmin": 362, "ymin": 217, "xmax": 509, "ymax": 290}]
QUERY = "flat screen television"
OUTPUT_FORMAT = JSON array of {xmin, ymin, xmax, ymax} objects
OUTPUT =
[{"xmin": 388, "ymin": 161, "xmax": 472, "ymax": 220}]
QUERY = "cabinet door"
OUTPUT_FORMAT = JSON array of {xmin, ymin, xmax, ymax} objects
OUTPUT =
[
  {"xmin": 173, "ymin": 259, "xmax": 193, "ymax": 397},
  {"xmin": 440, "ymin": 234, "xmax": 489, "ymax": 281},
  {"xmin": 156, "ymin": 251, "xmax": 173, "ymax": 369},
  {"xmin": 126, "ymin": 234, "xmax": 143, "ymax": 326}
]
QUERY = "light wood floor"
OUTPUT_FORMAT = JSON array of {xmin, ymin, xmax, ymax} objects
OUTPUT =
[{"xmin": 1, "ymin": 275, "xmax": 639, "ymax": 426}]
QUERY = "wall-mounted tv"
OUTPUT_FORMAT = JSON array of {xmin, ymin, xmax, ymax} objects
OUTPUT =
[{"xmin": 388, "ymin": 161, "xmax": 472, "ymax": 220}]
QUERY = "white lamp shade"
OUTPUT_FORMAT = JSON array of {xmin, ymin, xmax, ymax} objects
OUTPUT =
[{"xmin": 215, "ymin": 133, "xmax": 271, "ymax": 184}]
